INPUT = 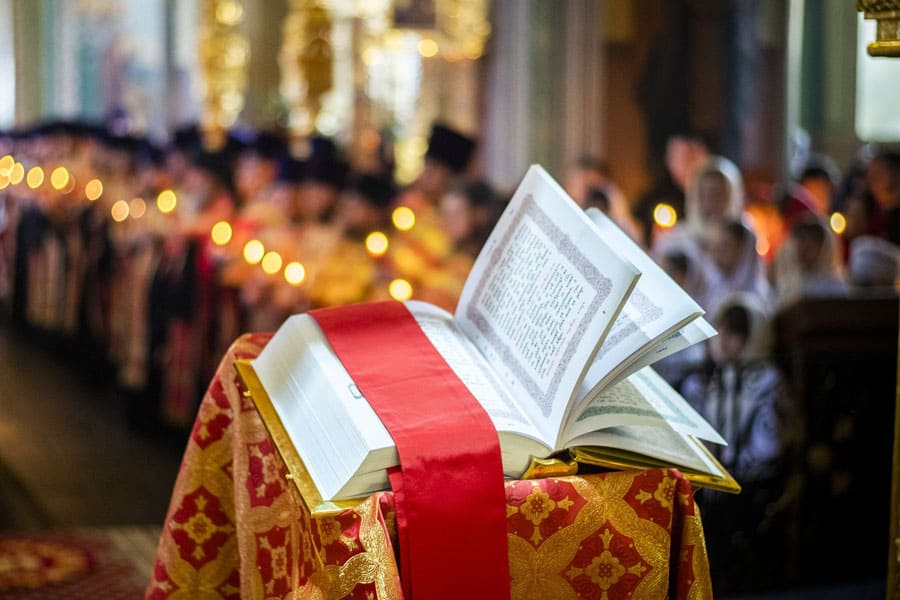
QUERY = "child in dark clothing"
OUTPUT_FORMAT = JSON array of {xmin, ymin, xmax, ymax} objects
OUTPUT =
[{"xmin": 687, "ymin": 293, "xmax": 793, "ymax": 595}]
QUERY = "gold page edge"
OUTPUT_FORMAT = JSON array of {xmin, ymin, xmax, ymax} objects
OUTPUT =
[{"xmin": 569, "ymin": 438, "xmax": 741, "ymax": 495}]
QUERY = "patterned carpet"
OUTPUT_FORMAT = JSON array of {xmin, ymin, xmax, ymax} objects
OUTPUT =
[{"xmin": 0, "ymin": 527, "xmax": 160, "ymax": 599}]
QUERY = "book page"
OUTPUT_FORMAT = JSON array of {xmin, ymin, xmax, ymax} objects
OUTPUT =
[
  {"xmin": 455, "ymin": 165, "xmax": 639, "ymax": 445},
  {"xmin": 567, "ymin": 424, "xmax": 722, "ymax": 476},
  {"xmin": 405, "ymin": 301, "xmax": 547, "ymax": 447},
  {"xmin": 607, "ymin": 318, "xmax": 717, "ymax": 387},
  {"xmin": 563, "ymin": 366, "xmax": 725, "ymax": 446},
  {"xmin": 577, "ymin": 208, "xmax": 703, "ymax": 404}
]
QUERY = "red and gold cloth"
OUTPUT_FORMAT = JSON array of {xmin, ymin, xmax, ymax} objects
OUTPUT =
[{"xmin": 146, "ymin": 333, "xmax": 713, "ymax": 599}]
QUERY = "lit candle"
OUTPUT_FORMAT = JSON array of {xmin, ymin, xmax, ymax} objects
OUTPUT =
[
  {"xmin": 211, "ymin": 221, "xmax": 233, "ymax": 245},
  {"xmin": 157, "ymin": 189, "xmax": 177, "ymax": 214},
  {"xmin": 284, "ymin": 261, "xmax": 306, "ymax": 285},
  {"xmin": 365, "ymin": 231, "xmax": 389, "ymax": 257},
  {"xmin": 261, "ymin": 251, "xmax": 283, "ymax": 275},
  {"xmin": 50, "ymin": 167, "xmax": 70, "ymax": 191},
  {"xmin": 243, "ymin": 239, "xmax": 265, "ymax": 264},
  {"xmin": 26, "ymin": 166, "xmax": 44, "ymax": 189},
  {"xmin": 389, "ymin": 278, "xmax": 413, "ymax": 301},
  {"xmin": 85, "ymin": 179, "xmax": 103, "ymax": 201},
  {"xmin": 111, "ymin": 199, "xmax": 130, "ymax": 222},
  {"xmin": 392, "ymin": 206, "xmax": 416, "ymax": 231},
  {"xmin": 653, "ymin": 203, "xmax": 677, "ymax": 229}
]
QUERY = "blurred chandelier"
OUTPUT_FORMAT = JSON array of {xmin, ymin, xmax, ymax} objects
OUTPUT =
[
  {"xmin": 858, "ymin": 0, "xmax": 900, "ymax": 57},
  {"xmin": 280, "ymin": 0, "xmax": 489, "ymax": 161}
]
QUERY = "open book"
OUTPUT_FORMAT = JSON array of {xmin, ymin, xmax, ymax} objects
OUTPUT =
[{"xmin": 238, "ymin": 165, "xmax": 737, "ymax": 514}]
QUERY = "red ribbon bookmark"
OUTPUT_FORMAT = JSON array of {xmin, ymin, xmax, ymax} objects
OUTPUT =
[{"xmin": 310, "ymin": 301, "xmax": 510, "ymax": 599}]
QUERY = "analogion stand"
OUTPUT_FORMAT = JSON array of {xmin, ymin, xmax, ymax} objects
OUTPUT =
[{"xmin": 146, "ymin": 333, "xmax": 713, "ymax": 599}]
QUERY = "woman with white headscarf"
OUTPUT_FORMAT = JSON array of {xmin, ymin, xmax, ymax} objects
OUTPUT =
[
  {"xmin": 773, "ymin": 218, "xmax": 847, "ymax": 308},
  {"xmin": 848, "ymin": 235, "xmax": 900, "ymax": 290},
  {"xmin": 706, "ymin": 219, "xmax": 774, "ymax": 314},
  {"xmin": 684, "ymin": 155, "xmax": 745, "ymax": 248}
]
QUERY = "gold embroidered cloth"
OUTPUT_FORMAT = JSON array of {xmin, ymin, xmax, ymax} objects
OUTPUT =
[{"xmin": 146, "ymin": 333, "xmax": 713, "ymax": 599}]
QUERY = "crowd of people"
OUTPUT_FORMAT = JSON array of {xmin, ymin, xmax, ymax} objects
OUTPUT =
[
  {"xmin": 619, "ymin": 132, "xmax": 900, "ymax": 593},
  {"xmin": 1, "ymin": 121, "xmax": 898, "ymax": 434},
  {"xmin": 0, "ymin": 117, "xmax": 898, "ymax": 592},
  {"xmin": 0, "ymin": 121, "xmax": 503, "ymax": 432}
]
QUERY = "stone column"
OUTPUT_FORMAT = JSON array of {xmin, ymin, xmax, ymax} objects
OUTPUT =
[{"xmin": 482, "ymin": 0, "xmax": 605, "ymax": 191}]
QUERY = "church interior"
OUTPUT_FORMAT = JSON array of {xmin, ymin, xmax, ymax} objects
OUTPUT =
[{"xmin": 1, "ymin": 0, "xmax": 899, "ymax": 598}]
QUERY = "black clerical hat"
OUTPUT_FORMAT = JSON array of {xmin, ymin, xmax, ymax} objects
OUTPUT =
[
  {"xmin": 136, "ymin": 139, "xmax": 166, "ymax": 168},
  {"xmin": 191, "ymin": 149, "xmax": 235, "ymax": 193},
  {"xmin": 308, "ymin": 136, "xmax": 338, "ymax": 160},
  {"xmin": 305, "ymin": 156, "xmax": 348, "ymax": 188},
  {"xmin": 276, "ymin": 157, "xmax": 306, "ymax": 184},
  {"xmin": 102, "ymin": 133, "xmax": 141, "ymax": 154},
  {"xmin": 249, "ymin": 131, "xmax": 288, "ymax": 161},
  {"xmin": 426, "ymin": 123, "xmax": 476, "ymax": 173},
  {"xmin": 347, "ymin": 173, "xmax": 396, "ymax": 208},
  {"xmin": 171, "ymin": 124, "xmax": 202, "ymax": 153}
]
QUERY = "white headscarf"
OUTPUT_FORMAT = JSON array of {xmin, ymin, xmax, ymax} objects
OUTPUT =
[
  {"xmin": 848, "ymin": 235, "xmax": 900, "ymax": 288},
  {"xmin": 773, "ymin": 218, "xmax": 846, "ymax": 307},
  {"xmin": 652, "ymin": 227, "xmax": 721, "ymax": 314},
  {"xmin": 708, "ymin": 221, "xmax": 773, "ymax": 315},
  {"xmin": 684, "ymin": 155, "xmax": 745, "ymax": 242},
  {"xmin": 711, "ymin": 291, "xmax": 774, "ymax": 364}
]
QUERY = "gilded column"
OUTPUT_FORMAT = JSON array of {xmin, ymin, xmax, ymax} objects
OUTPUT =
[{"xmin": 197, "ymin": 0, "xmax": 249, "ymax": 149}]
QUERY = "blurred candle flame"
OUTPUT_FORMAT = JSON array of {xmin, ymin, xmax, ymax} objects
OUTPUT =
[
  {"xmin": 366, "ymin": 231, "xmax": 389, "ymax": 257},
  {"xmin": 392, "ymin": 206, "xmax": 416, "ymax": 231},
  {"xmin": 26, "ymin": 166, "xmax": 44, "ymax": 189},
  {"xmin": 243, "ymin": 239, "xmax": 265, "ymax": 264},
  {"xmin": 830, "ymin": 211, "xmax": 847, "ymax": 235},
  {"xmin": 261, "ymin": 251, "xmax": 283, "ymax": 275},
  {"xmin": 85, "ymin": 179, "xmax": 103, "ymax": 201},
  {"xmin": 653, "ymin": 203, "xmax": 677, "ymax": 229},
  {"xmin": 389, "ymin": 278, "xmax": 413, "ymax": 301},
  {"xmin": 284, "ymin": 261, "xmax": 306, "ymax": 285},
  {"xmin": 157, "ymin": 189, "xmax": 177, "ymax": 214},
  {"xmin": 111, "ymin": 199, "xmax": 130, "ymax": 222},
  {"xmin": 50, "ymin": 167, "xmax": 70, "ymax": 191},
  {"xmin": 211, "ymin": 220, "xmax": 233, "ymax": 245}
]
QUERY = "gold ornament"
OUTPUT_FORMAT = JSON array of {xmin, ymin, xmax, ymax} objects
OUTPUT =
[
  {"xmin": 198, "ymin": 0, "xmax": 250, "ymax": 149},
  {"xmin": 281, "ymin": 1, "xmax": 334, "ymax": 146},
  {"xmin": 858, "ymin": 0, "xmax": 900, "ymax": 57}
]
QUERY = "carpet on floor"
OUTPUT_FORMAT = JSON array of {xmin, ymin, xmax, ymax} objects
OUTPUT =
[{"xmin": 0, "ymin": 527, "xmax": 160, "ymax": 599}]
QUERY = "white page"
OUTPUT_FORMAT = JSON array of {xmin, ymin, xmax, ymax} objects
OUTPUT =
[
  {"xmin": 405, "ymin": 300, "xmax": 547, "ymax": 448},
  {"xmin": 607, "ymin": 318, "xmax": 717, "ymax": 387},
  {"xmin": 564, "ymin": 366, "xmax": 725, "ymax": 445},
  {"xmin": 577, "ymin": 207, "xmax": 703, "ymax": 402},
  {"xmin": 455, "ymin": 165, "xmax": 639, "ymax": 446}
]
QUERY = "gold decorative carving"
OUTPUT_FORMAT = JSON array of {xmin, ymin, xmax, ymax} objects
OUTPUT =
[
  {"xmin": 281, "ymin": 0, "xmax": 335, "ymax": 146},
  {"xmin": 858, "ymin": 0, "xmax": 900, "ymax": 57}
]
